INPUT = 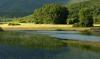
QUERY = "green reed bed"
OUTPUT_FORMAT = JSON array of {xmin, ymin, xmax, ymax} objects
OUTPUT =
[
  {"xmin": 80, "ymin": 27, "xmax": 100, "ymax": 36},
  {"xmin": 0, "ymin": 31, "xmax": 64, "ymax": 49},
  {"xmin": 0, "ymin": 31, "xmax": 100, "ymax": 52},
  {"xmin": 62, "ymin": 40, "xmax": 100, "ymax": 52}
]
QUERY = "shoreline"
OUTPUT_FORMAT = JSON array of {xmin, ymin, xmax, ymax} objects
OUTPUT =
[
  {"xmin": 62, "ymin": 39, "xmax": 100, "ymax": 52},
  {"xmin": 0, "ymin": 29, "xmax": 100, "ymax": 52}
]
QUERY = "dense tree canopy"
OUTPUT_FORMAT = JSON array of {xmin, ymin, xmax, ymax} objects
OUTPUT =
[
  {"xmin": 79, "ymin": 8, "xmax": 93, "ymax": 27},
  {"xmin": 4, "ymin": 0, "xmax": 99, "ymax": 27},
  {"xmin": 67, "ymin": 0, "xmax": 100, "ymax": 24},
  {"xmin": 33, "ymin": 4, "xmax": 69, "ymax": 24}
]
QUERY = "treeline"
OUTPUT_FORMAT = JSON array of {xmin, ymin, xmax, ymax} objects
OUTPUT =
[
  {"xmin": 15, "ymin": 4, "xmax": 69, "ymax": 24},
  {"xmin": 67, "ymin": 0, "xmax": 100, "ymax": 24},
  {"xmin": 0, "ymin": 17, "xmax": 13, "ymax": 22},
  {"xmin": 1, "ymin": 0, "xmax": 100, "ymax": 27}
]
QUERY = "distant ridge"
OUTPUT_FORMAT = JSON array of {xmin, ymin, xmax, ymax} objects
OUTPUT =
[{"xmin": 0, "ymin": 0, "xmax": 68, "ymax": 17}]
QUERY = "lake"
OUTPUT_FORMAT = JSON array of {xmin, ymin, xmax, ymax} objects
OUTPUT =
[
  {"xmin": 25, "ymin": 30, "xmax": 100, "ymax": 42},
  {"xmin": 0, "ymin": 30, "xmax": 100, "ymax": 59},
  {"xmin": 0, "ymin": 45, "xmax": 100, "ymax": 59}
]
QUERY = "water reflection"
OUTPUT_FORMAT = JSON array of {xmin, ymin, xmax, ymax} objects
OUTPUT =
[
  {"xmin": 0, "ymin": 45, "xmax": 100, "ymax": 59},
  {"xmin": 34, "ymin": 31, "xmax": 100, "ymax": 41}
]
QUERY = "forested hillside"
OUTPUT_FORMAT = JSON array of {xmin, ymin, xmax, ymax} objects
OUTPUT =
[
  {"xmin": 0, "ymin": 0, "xmax": 89, "ymax": 17},
  {"xmin": 16, "ymin": 0, "xmax": 99, "ymax": 24},
  {"xmin": 0, "ymin": 0, "xmax": 99, "ymax": 24},
  {"xmin": 67, "ymin": 0, "xmax": 100, "ymax": 24}
]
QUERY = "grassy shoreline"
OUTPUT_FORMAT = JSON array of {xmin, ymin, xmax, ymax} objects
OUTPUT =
[
  {"xmin": 62, "ymin": 40, "xmax": 100, "ymax": 52},
  {"xmin": 0, "ymin": 31, "xmax": 100, "ymax": 52},
  {"xmin": 0, "ymin": 23, "xmax": 90, "ymax": 31},
  {"xmin": 0, "ymin": 23, "xmax": 99, "ymax": 31}
]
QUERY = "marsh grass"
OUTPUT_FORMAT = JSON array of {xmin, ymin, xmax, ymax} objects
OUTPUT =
[
  {"xmin": 80, "ymin": 27, "xmax": 100, "ymax": 36},
  {"xmin": 80, "ymin": 30, "xmax": 92, "ymax": 35},
  {"xmin": 0, "ymin": 31, "xmax": 64, "ymax": 50},
  {"xmin": 90, "ymin": 27, "xmax": 100, "ymax": 36},
  {"xmin": 0, "ymin": 31, "xmax": 100, "ymax": 52},
  {"xmin": 62, "ymin": 40, "xmax": 100, "ymax": 52}
]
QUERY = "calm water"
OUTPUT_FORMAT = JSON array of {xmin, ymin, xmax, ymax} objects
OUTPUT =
[
  {"xmin": 0, "ymin": 45, "xmax": 100, "ymax": 59},
  {"xmin": 31, "ymin": 31, "xmax": 100, "ymax": 42},
  {"xmin": 0, "ymin": 31, "xmax": 100, "ymax": 59}
]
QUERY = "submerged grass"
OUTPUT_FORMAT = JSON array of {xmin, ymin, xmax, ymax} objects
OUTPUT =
[
  {"xmin": 0, "ymin": 31, "xmax": 100, "ymax": 52},
  {"xmin": 80, "ymin": 30, "xmax": 92, "ymax": 35},
  {"xmin": 62, "ymin": 40, "xmax": 100, "ymax": 52},
  {"xmin": 0, "ymin": 31, "xmax": 64, "ymax": 50},
  {"xmin": 80, "ymin": 27, "xmax": 100, "ymax": 36}
]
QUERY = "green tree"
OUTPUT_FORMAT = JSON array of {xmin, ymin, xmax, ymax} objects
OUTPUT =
[
  {"xmin": 33, "ymin": 4, "xmax": 69, "ymax": 24},
  {"xmin": 67, "ymin": 0, "xmax": 100, "ymax": 24},
  {"xmin": 79, "ymin": 8, "xmax": 93, "ymax": 27}
]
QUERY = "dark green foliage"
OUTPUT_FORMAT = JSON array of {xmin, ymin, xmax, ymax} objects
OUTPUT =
[
  {"xmin": 8, "ymin": 23, "xmax": 21, "ymax": 26},
  {"xmin": 16, "ymin": 15, "xmax": 35, "ymax": 23},
  {"xmin": 79, "ymin": 8, "xmax": 93, "ymax": 27},
  {"xmin": 0, "ymin": 27, "xmax": 3, "ymax": 31},
  {"xmin": 73, "ymin": 23, "xmax": 80, "ymax": 27},
  {"xmin": 67, "ymin": 0, "xmax": 100, "ymax": 24},
  {"xmin": 68, "ymin": 18, "xmax": 79, "ymax": 24},
  {"xmin": 0, "ymin": 0, "xmax": 100, "ymax": 25},
  {"xmin": 33, "ymin": 4, "xmax": 69, "ymax": 24}
]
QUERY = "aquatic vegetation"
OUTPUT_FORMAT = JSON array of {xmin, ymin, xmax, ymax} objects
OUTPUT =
[
  {"xmin": 80, "ymin": 30, "xmax": 91, "ymax": 35},
  {"xmin": 90, "ymin": 27, "xmax": 100, "ymax": 36},
  {"xmin": 0, "ymin": 31, "xmax": 100, "ymax": 52},
  {"xmin": 63, "ymin": 40, "xmax": 100, "ymax": 52},
  {"xmin": 80, "ymin": 27, "xmax": 100, "ymax": 36},
  {"xmin": 0, "ymin": 31, "xmax": 64, "ymax": 49}
]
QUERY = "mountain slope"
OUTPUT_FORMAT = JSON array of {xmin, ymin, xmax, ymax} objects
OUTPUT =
[
  {"xmin": 0, "ymin": 0, "xmax": 68, "ymax": 17},
  {"xmin": 0, "ymin": 0, "xmax": 88, "ymax": 17}
]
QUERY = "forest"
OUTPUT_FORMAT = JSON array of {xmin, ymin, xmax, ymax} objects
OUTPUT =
[{"xmin": 0, "ymin": 0, "xmax": 100, "ymax": 27}]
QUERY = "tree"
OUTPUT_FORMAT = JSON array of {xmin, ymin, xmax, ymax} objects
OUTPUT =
[
  {"xmin": 33, "ymin": 4, "xmax": 69, "ymax": 24},
  {"xmin": 79, "ymin": 8, "xmax": 93, "ymax": 27}
]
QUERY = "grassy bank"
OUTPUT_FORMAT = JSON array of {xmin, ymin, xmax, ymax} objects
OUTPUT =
[
  {"xmin": 62, "ymin": 40, "xmax": 100, "ymax": 52},
  {"xmin": 80, "ymin": 27, "xmax": 100, "ymax": 36},
  {"xmin": 0, "ymin": 31, "xmax": 64, "ymax": 49},
  {"xmin": 0, "ymin": 23, "xmax": 90, "ymax": 31}
]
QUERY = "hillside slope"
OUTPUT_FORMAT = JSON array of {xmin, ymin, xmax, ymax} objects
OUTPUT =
[
  {"xmin": 68, "ymin": 0, "xmax": 100, "ymax": 24},
  {"xmin": 0, "ymin": 0, "xmax": 68, "ymax": 17},
  {"xmin": 0, "ymin": 0, "xmax": 89, "ymax": 17}
]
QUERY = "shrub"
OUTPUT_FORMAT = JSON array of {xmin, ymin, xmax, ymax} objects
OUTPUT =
[
  {"xmin": 73, "ymin": 23, "xmax": 80, "ymax": 27},
  {"xmin": 8, "ymin": 23, "xmax": 21, "ymax": 26},
  {"xmin": 0, "ymin": 27, "xmax": 3, "ymax": 31},
  {"xmin": 80, "ymin": 30, "xmax": 91, "ymax": 35},
  {"xmin": 79, "ymin": 8, "xmax": 93, "ymax": 27}
]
